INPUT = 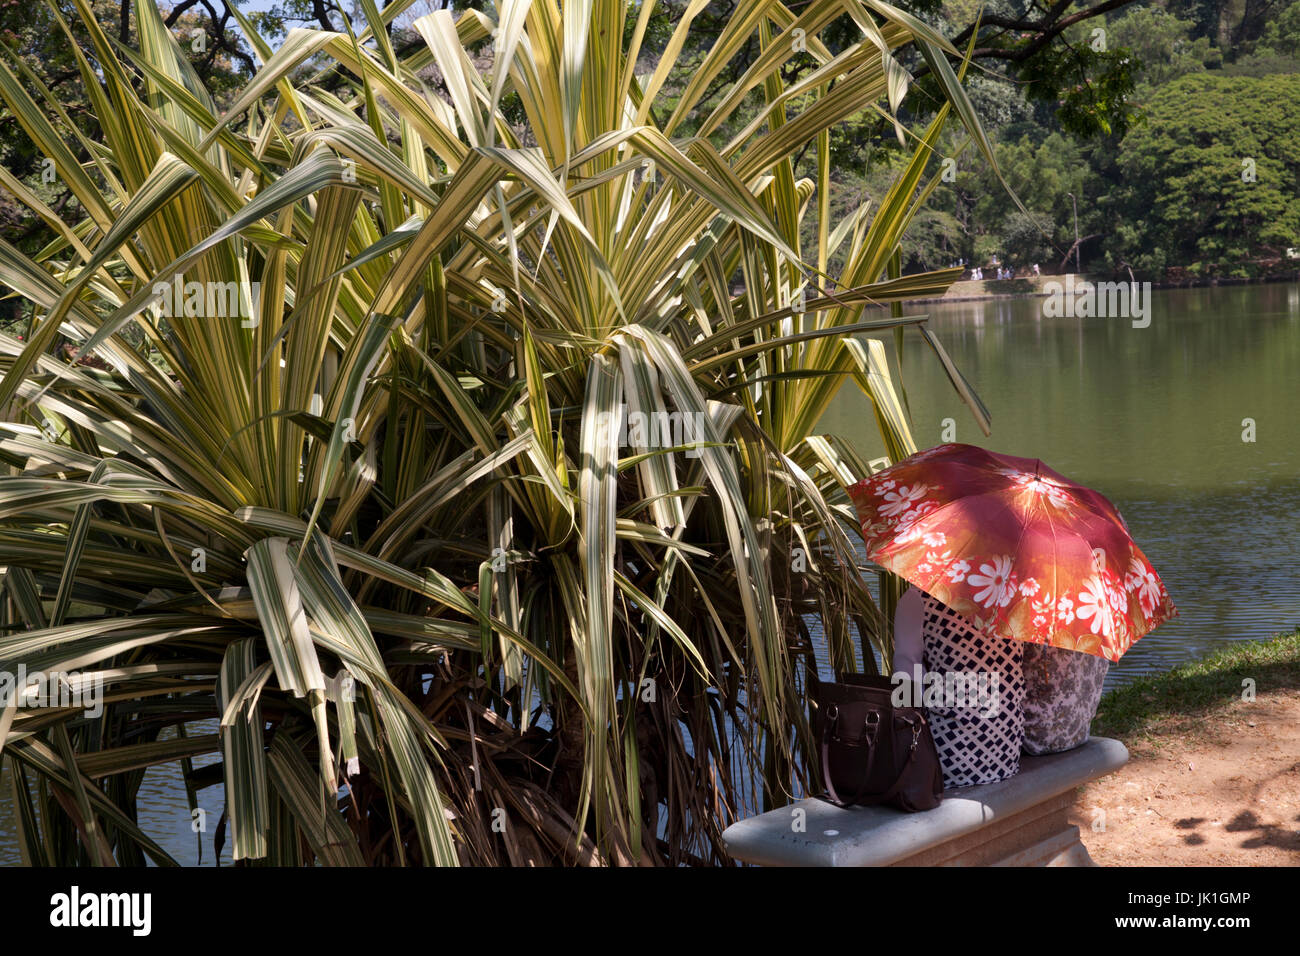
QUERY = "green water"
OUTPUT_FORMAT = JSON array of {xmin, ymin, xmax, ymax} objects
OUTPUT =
[
  {"xmin": 2, "ymin": 283, "xmax": 1297, "ymax": 865},
  {"xmin": 821, "ymin": 282, "xmax": 1300, "ymax": 686}
]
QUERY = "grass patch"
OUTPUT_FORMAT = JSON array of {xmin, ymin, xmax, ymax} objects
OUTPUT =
[{"xmin": 1092, "ymin": 629, "xmax": 1300, "ymax": 741}]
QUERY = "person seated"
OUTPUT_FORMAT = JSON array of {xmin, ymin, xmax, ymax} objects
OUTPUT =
[{"xmin": 893, "ymin": 586, "xmax": 1026, "ymax": 788}]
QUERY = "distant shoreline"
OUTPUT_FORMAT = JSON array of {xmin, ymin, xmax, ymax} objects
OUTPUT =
[{"xmin": 903, "ymin": 270, "xmax": 1300, "ymax": 305}]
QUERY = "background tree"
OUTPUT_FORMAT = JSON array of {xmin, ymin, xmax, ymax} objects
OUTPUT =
[{"xmin": 1109, "ymin": 71, "xmax": 1300, "ymax": 277}]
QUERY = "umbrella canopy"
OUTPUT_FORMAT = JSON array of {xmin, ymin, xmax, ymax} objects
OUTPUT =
[{"xmin": 848, "ymin": 443, "xmax": 1176, "ymax": 662}]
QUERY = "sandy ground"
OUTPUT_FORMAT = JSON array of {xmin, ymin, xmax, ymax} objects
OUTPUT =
[{"xmin": 1067, "ymin": 689, "xmax": 1300, "ymax": 865}]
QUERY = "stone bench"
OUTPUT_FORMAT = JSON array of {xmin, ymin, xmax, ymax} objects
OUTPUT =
[{"xmin": 721, "ymin": 736, "xmax": 1127, "ymax": 866}]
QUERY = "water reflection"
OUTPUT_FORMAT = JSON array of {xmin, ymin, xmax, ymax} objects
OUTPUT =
[{"xmin": 1, "ymin": 721, "xmax": 231, "ymax": 866}]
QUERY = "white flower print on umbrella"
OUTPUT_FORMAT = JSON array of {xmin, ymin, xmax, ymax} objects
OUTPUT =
[
  {"xmin": 968, "ymin": 555, "xmax": 1016, "ymax": 608},
  {"xmin": 1125, "ymin": 556, "xmax": 1147, "ymax": 592},
  {"xmin": 1075, "ymin": 577, "xmax": 1115, "ymax": 637},
  {"xmin": 1031, "ymin": 592, "xmax": 1056, "ymax": 617},
  {"xmin": 877, "ymin": 483, "xmax": 929, "ymax": 518},
  {"xmin": 893, "ymin": 501, "xmax": 937, "ymax": 543},
  {"xmin": 848, "ymin": 443, "xmax": 1176, "ymax": 662},
  {"xmin": 1105, "ymin": 576, "xmax": 1129, "ymax": 615},
  {"xmin": 1130, "ymin": 563, "xmax": 1165, "ymax": 617},
  {"xmin": 925, "ymin": 548, "xmax": 952, "ymax": 567}
]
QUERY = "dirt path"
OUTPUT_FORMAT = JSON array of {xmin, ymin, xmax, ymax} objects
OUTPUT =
[{"xmin": 1067, "ymin": 690, "xmax": 1300, "ymax": 865}]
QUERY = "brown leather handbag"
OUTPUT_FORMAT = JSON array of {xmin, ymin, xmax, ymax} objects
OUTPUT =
[{"xmin": 813, "ymin": 673, "xmax": 943, "ymax": 812}]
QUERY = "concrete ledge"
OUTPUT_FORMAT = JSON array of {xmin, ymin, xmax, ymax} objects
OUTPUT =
[{"xmin": 722, "ymin": 736, "xmax": 1128, "ymax": 867}]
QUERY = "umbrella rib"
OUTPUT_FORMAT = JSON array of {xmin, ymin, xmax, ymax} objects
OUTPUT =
[
  {"xmin": 864, "ymin": 491, "xmax": 977, "ymax": 586},
  {"xmin": 1041, "ymin": 485, "xmax": 1062, "ymax": 649},
  {"xmin": 873, "ymin": 483, "xmax": 1071, "ymax": 643},
  {"xmin": 872, "ymin": 487, "xmax": 1026, "ymax": 566},
  {"xmin": 1002, "ymin": 492, "xmax": 1037, "ymax": 637}
]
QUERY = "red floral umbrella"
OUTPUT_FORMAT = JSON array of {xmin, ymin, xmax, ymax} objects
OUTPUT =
[{"xmin": 848, "ymin": 443, "xmax": 1176, "ymax": 662}]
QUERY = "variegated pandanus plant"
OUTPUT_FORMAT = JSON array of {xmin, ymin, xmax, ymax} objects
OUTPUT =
[{"xmin": 0, "ymin": 0, "xmax": 995, "ymax": 865}]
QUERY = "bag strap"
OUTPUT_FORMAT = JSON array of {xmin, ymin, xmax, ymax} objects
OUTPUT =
[
  {"xmin": 821, "ymin": 708, "xmax": 925, "ymax": 808},
  {"xmin": 869, "ymin": 714, "xmax": 926, "ymax": 805},
  {"xmin": 820, "ymin": 705, "xmax": 886, "ymax": 807}
]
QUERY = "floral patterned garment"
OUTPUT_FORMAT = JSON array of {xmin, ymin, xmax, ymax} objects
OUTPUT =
[
  {"xmin": 1022, "ymin": 642, "xmax": 1109, "ymax": 755},
  {"xmin": 849, "ymin": 443, "xmax": 1177, "ymax": 663}
]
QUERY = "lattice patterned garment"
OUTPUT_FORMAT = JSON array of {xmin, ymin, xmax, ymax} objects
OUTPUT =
[{"xmin": 920, "ymin": 593, "xmax": 1026, "ymax": 788}]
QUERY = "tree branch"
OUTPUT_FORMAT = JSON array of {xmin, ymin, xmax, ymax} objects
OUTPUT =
[
  {"xmin": 313, "ymin": 0, "xmax": 337, "ymax": 33},
  {"xmin": 164, "ymin": 0, "xmax": 200, "ymax": 29},
  {"xmin": 945, "ymin": 0, "xmax": 1137, "ymax": 66}
]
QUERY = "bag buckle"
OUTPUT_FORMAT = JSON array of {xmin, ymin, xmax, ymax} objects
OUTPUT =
[{"xmin": 860, "ymin": 710, "xmax": 881, "ymax": 744}]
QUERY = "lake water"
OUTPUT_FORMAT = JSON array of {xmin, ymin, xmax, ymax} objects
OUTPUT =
[
  {"xmin": 821, "ymin": 282, "xmax": 1300, "ymax": 688},
  {"xmin": 0, "ymin": 723, "xmax": 230, "ymax": 867},
  {"xmin": 2, "ymin": 283, "xmax": 1297, "ymax": 865}
]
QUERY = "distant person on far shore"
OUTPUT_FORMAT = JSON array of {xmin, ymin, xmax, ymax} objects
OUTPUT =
[{"xmin": 1032, "ymin": 263, "xmax": 1040, "ymax": 277}]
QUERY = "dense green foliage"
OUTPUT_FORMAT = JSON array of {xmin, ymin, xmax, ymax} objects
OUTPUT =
[
  {"xmin": 1, "ymin": 0, "xmax": 1224, "ymax": 282},
  {"xmin": 1113, "ymin": 72, "xmax": 1300, "ymax": 277},
  {"xmin": 7, "ymin": 2, "xmax": 1300, "ymax": 286},
  {"xmin": 892, "ymin": 1, "xmax": 1300, "ymax": 278}
]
